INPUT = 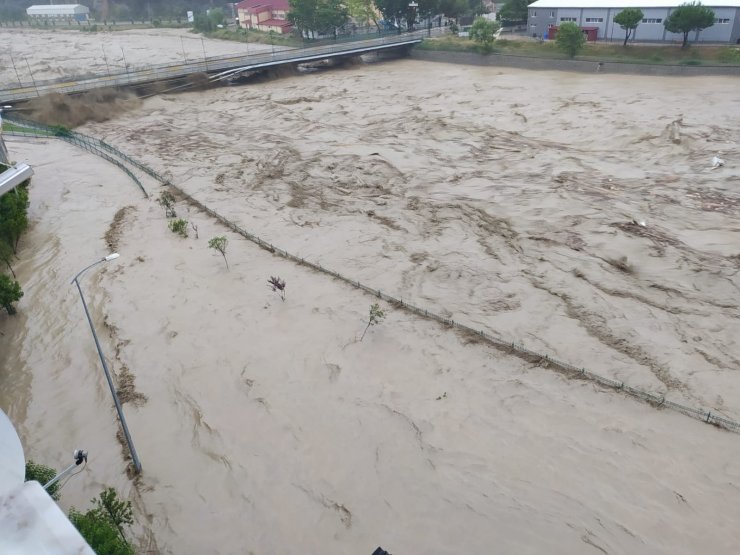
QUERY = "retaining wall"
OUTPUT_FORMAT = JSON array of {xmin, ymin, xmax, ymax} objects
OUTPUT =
[{"xmin": 410, "ymin": 49, "xmax": 740, "ymax": 76}]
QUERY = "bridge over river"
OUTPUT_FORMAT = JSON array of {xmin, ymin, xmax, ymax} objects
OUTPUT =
[{"xmin": 0, "ymin": 31, "xmax": 438, "ymax": 103}]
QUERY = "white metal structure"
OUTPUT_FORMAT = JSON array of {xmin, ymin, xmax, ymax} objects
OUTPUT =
[{"xmin": 26, "ymin": 4, "xmax": 90, "ymax": 20}]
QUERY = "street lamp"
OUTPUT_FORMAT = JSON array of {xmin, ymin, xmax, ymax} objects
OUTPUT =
[
  {"xmin": 408, "ymin": 1, "xmax": 418, "ymax": 32},
  {"xmin": 72, "ymin": 253, "xmax": 142, "ymax": 474}
]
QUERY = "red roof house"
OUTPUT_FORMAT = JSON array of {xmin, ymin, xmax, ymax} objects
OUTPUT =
[{"xmin": 236, "ymin": 0, "xmax": 293, "ymax": 34}]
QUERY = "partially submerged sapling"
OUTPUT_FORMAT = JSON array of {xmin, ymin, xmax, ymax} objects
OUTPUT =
[
  {"xmin": 267, "ymin": 276, "xmax": 286, "ymax": 301},
  {"xmin": 208, "ymin": 236, "xmax": 229, "ymax": 270},
  {"xmin": 361, "ymin": 302, "xmax": 385, "ymax": 341},
  {"xmin": 158, "ymin": 191, "xmax": 177, "ymax": 218},
  {"xmin": 168, "ymin": 218, "xmax": 188, "ymax": 238}
]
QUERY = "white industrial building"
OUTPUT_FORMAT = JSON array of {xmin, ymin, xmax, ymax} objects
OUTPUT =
[
  {"xmin": 26, "ymin": 4, "xmax": 90, "ymax": 22},
  {"xmin": 527, "ymin": 0, "xmax": 740, "ymax": 43}
]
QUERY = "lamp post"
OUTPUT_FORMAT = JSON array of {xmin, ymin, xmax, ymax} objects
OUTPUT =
[
  {"xmin": 72, "ymin": 253, "xmax": 141, "ymax": 474},
  {"xmin": 408, "ymin": 1, "xmax": 418, "ymax": 32}
]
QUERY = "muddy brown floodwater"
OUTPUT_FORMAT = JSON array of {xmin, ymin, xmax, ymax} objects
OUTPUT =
[{"xmin": 1, "ymin": 58, "xmax": 740, "ymax": 555}]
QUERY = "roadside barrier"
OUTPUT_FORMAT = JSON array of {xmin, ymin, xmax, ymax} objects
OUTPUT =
[{"xmin": 6, "ymin": 116, "xmax": 738, "ymax": 435}]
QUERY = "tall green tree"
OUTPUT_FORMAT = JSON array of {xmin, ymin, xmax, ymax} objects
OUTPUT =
[
  {"xmin": 374, "ymin": 0, "xmax": 437, "ymax": 28},
  {"xmin": 556, "ymin": 21, "xmax": 586, "ymax": 57},
  {"xmin": 613, "ymin": 7, "xmax": 643, "ymax": 46},
  {"xmin": 664, "ymin": 1, "xmax": 715, "ymax": 47},
  {"xmin": 438, "ymin": 0, "xmax": 468, "ymax": 19},
  {"xmin": 0, "ymin": 273, "xmax": 23, "ymax": 315},
  {"xmin": 289, "ymin": 0, "xmax": 348, "ymax": 36},
  {"xmin": 345, "ymin": 0, "xmax": 380, "ymax": 28},
  {"xmin": 497, "ymin": 0, "xmax": 532, "ymax": 25}
]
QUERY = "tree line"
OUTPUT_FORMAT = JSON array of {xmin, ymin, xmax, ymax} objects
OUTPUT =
[{"xmin": 0, "ymin": 162, "xmax": 28, "ymax": 315}]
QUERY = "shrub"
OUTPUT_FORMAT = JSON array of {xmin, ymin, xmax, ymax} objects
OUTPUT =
[
  {"xmin": 69, "ymin": 488, "xmax": 134, "ymax": 555},
  {"xmin": 267, "ymin": 275, "xmax": 286, "ymax": 301},
  {"xmin": 168, "ymin": 218, "xmax": 188, "ymax": 237},
  {"xmin": 25, "ymin": 460, "xmax": 59, "ymax": 500},
  {"xmin": 208, "ymin": 236, "xmax": 229, "ymax": 269},
  {"xmin": 556, "ymin": 21, "xmax": 586, "ymax": 58},
  {"xmin": 360, "ymin": 302, "xmax": 385, "ymax": 341}
]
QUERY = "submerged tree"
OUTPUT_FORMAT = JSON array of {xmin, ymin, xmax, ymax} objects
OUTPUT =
[
  {"xmin": 361, "ymin": 302, "xmax": 385, "ymax": 341},
  {"xmin": 267, "ymin": 276, "xmax": 286, "ymax": 301},
  {"xmin": 208, "ymin": 236, "xmax": 229, "ymax": 270}
]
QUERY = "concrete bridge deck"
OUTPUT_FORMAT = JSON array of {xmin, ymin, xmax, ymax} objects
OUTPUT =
[{"xmin": 0, "ymin": 31, "xmax": 432, "ymax": 103}]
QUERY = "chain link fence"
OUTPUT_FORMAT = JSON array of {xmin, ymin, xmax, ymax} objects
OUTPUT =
[{"xmin": 6, "ymin": 115, "xmax": 739, "ymax": 435}]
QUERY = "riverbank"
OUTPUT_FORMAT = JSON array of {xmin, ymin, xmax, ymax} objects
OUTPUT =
[{"xmin": 411, "ymin": 47, "xmax": 740, "ymax": 75}]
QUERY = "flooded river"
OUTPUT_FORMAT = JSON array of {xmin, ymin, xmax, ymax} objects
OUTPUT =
[{"xmin": 1, "ymin": 56, "xmax": 739, "ymax": 554}]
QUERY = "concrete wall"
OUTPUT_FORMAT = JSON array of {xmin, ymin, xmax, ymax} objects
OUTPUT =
[
  {"xmin": 409, "ymin": 48, "xmax": 740, "ymax": 76},
  {"xmin": 527, "ymin": 6, "xmax": 739, "ymax": 43}
]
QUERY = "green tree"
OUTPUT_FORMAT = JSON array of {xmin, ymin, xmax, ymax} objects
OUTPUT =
[
  {"xmin": 69, "ymin": 510, "xmax": 134, "ymax": 555},
  {"xmin": 664, "ymin": 1, "xmax": 715, "ymax": 47},
  {"xmin": 0, "ymin": 184, "xmax": 29, "ymax": 253},
  {"xmin": 497, "ymin": 0, "xmax": 531, "ymax": 25},
  {"xmin": 208, "ymin": 236, "xmax": 229, "ymax": 270},
  {"xmin": 614, "ymin": 8, "xmax": 643, "ymax": 46},
  {"xmin": 0, "ymin": 240, "xmax": 16, "ymax": 278},
  {"xmin": 208, "ymin": 7, "xmax": 225, "ymax": 27},
  {"xmin": 374, "ymin": 0, "xmax": 438, "ymax": 28},
  {"xmin": 289, "ymin": 0, "xmax": 349, "ymax": 37},
  {"xmin": 25, "ymin": 460, "xmax": 60, "ymax": 500},
  {"xmin": 360, "ymin": 302, "xmax": 385, "ymax": 341},
  {"xmin": 556, "ymin": 21, "xmax": 586, "ymax": 57},
  {"xmin": 469, "ymin": 16, "xmax": 500, "ymax": 52},
  {"xmin": 438, "ymin": 0, "xmax": 468, "ymax": 20},
  {"xmin": 345, "ymin": 0, "xmax": 380, "ymax": 28},
  {"xmin": 0, "ymin": 273, "xmax": 23, "ymax": 315},
  {"xmin": 69, "ymin": 488, "xmax": 134, "ymax": 555}
]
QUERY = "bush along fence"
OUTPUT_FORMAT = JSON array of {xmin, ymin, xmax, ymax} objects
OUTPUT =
[{"xmin": 6, "ymin": 116, "xmax": 739, "ymax": 435}]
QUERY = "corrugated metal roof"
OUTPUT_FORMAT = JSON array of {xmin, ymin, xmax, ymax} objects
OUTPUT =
[
  {"xmin": 529, "ymin": 0, "xmax": 740, "ymax": 7},
  {"xmin": 26, "ymin": 4, "xmax": 90, "ymax": 15}
]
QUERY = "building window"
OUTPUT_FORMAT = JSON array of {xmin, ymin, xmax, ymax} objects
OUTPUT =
[
  {"xmin": 715, "ymin": 18, "xmax": 730, "ymax": 23},
  {"xmin": 560, "ymin": 17, "xmax": 577, "ymax": 22},
  {"xmin": 642, "ymin": 18, "xmax": 662, "ymax": 23},
  {"xmin": 530, "ymin": 11, "xmax": 537, "ymax": 17},
  {"xmin": 550, "ymin": 11, "xmax": 555, "ymax": 17},
  {"xmin": 585, "ymin": 17, "xmax": 603, "ymax": 23}
]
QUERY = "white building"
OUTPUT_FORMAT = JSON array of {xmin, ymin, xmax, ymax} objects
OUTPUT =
[
  {"xmin": 26, "ymin": 4, "xmax": 90, "ymax": 22},
  {"xmin": 527, "ymin": 0, "xmax": 740, "ymax": 43}
]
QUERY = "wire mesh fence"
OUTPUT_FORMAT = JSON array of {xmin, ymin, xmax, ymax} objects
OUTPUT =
[{"xmin": 6, "ymin": 116, "xmax": 739, "ymax": 435}]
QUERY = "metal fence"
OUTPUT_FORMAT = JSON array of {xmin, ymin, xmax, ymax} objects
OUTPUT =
[{"xmin": 6, "ymin": 116, "xmax": 739, "ymax": 435}]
